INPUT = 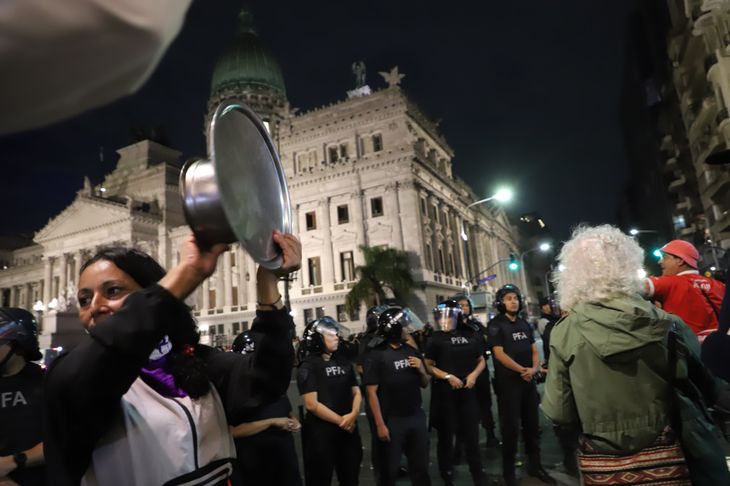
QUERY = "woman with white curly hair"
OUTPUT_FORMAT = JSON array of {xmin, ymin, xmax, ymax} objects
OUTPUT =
[{"xmin": 541, "ymin": 224, "xmax": 730, "ymax": 485}]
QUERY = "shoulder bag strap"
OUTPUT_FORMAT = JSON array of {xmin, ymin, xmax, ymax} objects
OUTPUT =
[{"xmin": 667, "ymin": 322, "xmax": 683, "ymax": 436}]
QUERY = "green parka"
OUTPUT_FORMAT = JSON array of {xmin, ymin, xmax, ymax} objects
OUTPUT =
[{"xmin": 542, "ymin": 294, "xmax": 729, "ymax": 485}]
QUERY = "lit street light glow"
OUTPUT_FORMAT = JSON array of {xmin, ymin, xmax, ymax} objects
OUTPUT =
[
  {"xmin": 494, "ymin": 187, "xmax": 513, "ymax": 202},
  {"xmin": 629, "ymin": 228, "xmax": 639, "ymax": 236},
  {"xmin": 539, "ymin": 242, "xmax": 551, "ymax": 252}
]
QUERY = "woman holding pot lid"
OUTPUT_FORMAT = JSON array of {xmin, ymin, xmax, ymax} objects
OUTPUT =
[{"xmin": 43, "ymin": 230, "xmax": 301, "ymax": 486}]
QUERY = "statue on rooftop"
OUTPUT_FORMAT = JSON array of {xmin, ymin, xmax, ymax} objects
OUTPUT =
[{"xmin": 352, "ymin": 60, "xmax": 366, "ymax": 88}]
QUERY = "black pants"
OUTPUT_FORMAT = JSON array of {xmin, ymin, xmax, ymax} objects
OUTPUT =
[
  {"xmin": 232, "ymin": 428, "xmax": 302, "ymax": 486},
  {"xmin": 495, "ymin": 379, "xmax": 541, "ymax": 476},
  {"xmin": 475, "ymin": 371, "xmax": 496, "ymax": 432},
  {"xmin": 303, "ymin": 416, "xmax": 363, "ymax": 486},
  {"xmin": 379, "ymin": 409, "xmax": 431, "ymax": 486},
  {"xmin": 362, "ymin": 385, "xmax": 385, "ymax": 485},
  {"xmin": 432, "ymin": 386, "xmax": 484, "ymax": 485}
]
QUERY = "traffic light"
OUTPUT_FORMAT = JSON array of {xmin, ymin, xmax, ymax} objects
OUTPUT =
[
  {"xmin": 652, "ymin": 249, "xmax": 662, "ymax": 260},
  {"xmin": 508, "ymin": 253, "xmax": 519, "ymax": 271}
]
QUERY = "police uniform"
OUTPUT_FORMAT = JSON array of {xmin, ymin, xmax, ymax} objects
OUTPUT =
[
  {"xmin": 426, "ymin": 327, "xmax": 486, "ymax": 485},
  {"xmin": 0, "ymin": 362, "xmax": 45, "ymax": 486},
  {"xmin": 297, "ymin": 354, "xmax": 362, "ymax": 486},
  {"xmin": 488, "ymin": 313, "xmax": 541, "ymax": 476},
  {"xmin": 470, "ymin": 318, "xmax": 498, "ymax": 440},
  {"xmin": 230, "ymin": 328, "xmax": 302, "ymax": 486},
  {"xmin": 356, "ymin": 332, "xmax": 385, "ymax": 484},
  {"xmin": 363, "ymin": 344, "xmax": 430, "ymax": 486}
]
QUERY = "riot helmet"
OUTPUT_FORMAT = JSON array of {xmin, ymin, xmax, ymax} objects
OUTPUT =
[
  {"xmin": 377, "ymin": 307, "xmax": 425, "ymax": 343},
  {"xmin": 432, "ymin": 299, "xmax": 463, "ymax": 331},
  {"xmin": 301, "ymin": 316, "xmax": 342, "ymax": 356},
  {"xmin": 231, "ymin": 330, "xmax": 256, "ymax": 355},
  {"xmin": 0, "ymin": 307, "xmax": 43, "ymax": 361},
  {"xmin": 366, "ymin": 304, "xmax": 390, "ymax": 334},
  {"xmin": 494, "ymin": 284, "xmax": 524, "ymax": 314}
]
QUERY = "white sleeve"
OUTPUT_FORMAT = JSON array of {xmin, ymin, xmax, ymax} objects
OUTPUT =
[
  {"xmin": 643, "ymin": 278, "xmax": 655, "ymax": 298},
  {"xmin": 0, "ymin": 0, "xmax": 193, "ymax": 135}
]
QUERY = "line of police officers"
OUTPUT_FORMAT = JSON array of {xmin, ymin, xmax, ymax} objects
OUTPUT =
[
  {"xmin": 293, "ymin": 283, "xmax": 556, "ymax": 486},
  {"xmin": 0, "ymin": 283, "xmax": 556, "ymax": 486}
]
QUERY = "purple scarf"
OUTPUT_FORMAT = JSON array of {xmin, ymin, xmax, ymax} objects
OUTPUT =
[{"xmin": 140, "ymin": 353, "xmax": 188, "ymax": 398}]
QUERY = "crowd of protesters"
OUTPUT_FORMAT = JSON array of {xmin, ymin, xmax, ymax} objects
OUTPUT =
[{"xmin": 2, "ymin": 225, "xmax": 730, "ymax": 486}]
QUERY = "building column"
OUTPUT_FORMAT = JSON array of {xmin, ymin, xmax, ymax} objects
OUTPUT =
[
  {"xmin": 236, "ymin": 246, "xmax": 247, "ymax": 306},
  {"xmin": 247, "ymin": 254, "xmax": 258, "ymax": 306},
  {"xmin": 319, "ymin": 198, "xmax": 335, "ymax": 286},
  {"xmin": 43, "ymin": 257, "xmax": 53, "ymax": 308},
  {"xmin": 455, "ymin": 214, "xmax": 467, "ymax": 279},
  {"xmin": 352, "ymin": 192, "xmax": 366, "ymax": 266},
  {"xmin": 200, "ymin": 278, "xmax": 210, "ymax": 312},
  {"xmin": 72, "ymin": 250, "xmax": 84, "ymax": 288},
  {"xmin": 58, "ymin": 254, "xmax": 68, "ymax": 302},
  {"xmin": 28, "ymin": 283, "xmax": 35, "ymax": 309},
  {"xmin": 222, "ymin": 251, "xmax": 232, "ymax": 308},
  {"xmin": 388, "ymin": 182, "xmax": 404, "ymax": 250},
  {"xmin": 9, "ymin": 286, "xmax": 16, "ymax": 307}
]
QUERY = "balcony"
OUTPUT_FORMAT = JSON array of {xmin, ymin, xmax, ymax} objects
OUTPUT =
[
  {"xmin": 660, "ymin": 134, "xmax": 673, "ymax": 152},
  {"xmin": 668, "ymin": 175, "xmax": 687, "ymax": 193},
  {"xmin": 679, "ymin": 224, "xmax": 699, "ymax": 236},
  {"xmin": 676, "ymin": 197, "xmax": 695, "ymax": 212},
  {"xmin": 711, "ymin": 210, "xmax": 730, "ymax": 236},
  {"xmin": 705, "ymin": 51, "xmax": 718, "ymax": 74},
  {"xmin": 705, "ymin": 170, "xmax": 730, "ymax": 202},
  {"xmin": 717, "ymin": 107, "xmax": 729, "ymax": 126},
  {"xmin": 664, "ymin": 156, "xmax": 678, "ymax": 172}
]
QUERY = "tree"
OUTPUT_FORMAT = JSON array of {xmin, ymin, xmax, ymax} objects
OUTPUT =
[{"xmin": 345, "ymin": 245, "xmax": 416, "ymax": 316}]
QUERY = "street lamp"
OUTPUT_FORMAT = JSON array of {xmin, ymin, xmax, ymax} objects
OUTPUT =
[
  {"xmin": 629, "ymin": 228, "xmax": 659, "ymax": 236},
  {"xmin": 461, "ymin": 187, "xmax": 514, "ymax": 288},
  {"xmin": 467, "ymin": 187, "xmax": 513, "ymax": 209},
  {"xmin": 519, "ymin": 243, "xmax": 552, "ymax": 301}
]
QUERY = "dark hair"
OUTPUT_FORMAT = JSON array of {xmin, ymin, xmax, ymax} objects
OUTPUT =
[
  {"xmin": 80, "ymin": 247, "xmax": 166, "ymax": 287},
  {"xmin": 81, "ymin": 246, "xmax": 210, "ymax": 398}
]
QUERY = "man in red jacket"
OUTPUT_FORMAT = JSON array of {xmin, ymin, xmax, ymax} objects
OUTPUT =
[{"xmin": 645, "ymin": 240, "xmax": 724, "ymax": 341}]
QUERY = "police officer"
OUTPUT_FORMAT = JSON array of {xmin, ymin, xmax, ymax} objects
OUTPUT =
[
  {"xmin": 229, "ymin": 330, "xmax": 303, "ymax": 486},
  {"xmin": 454, "ymin": 294, "xmax": 500, "ymax": 448},
  {"xmin": 488, "ymin": 285, "xmax": 554, "ymax": 486},
  {"xmin": 297, "ymin": 317, "xmax": 362, "ymax": 486},
  {"xmin": 356, "ymin": 305, "xmax": 390, "ymax": 485},
  {"xmin": 0, "ymin": 308, "xmax": 45, "ymax": 486},
  {"xmin": 363, "ymin": 307, "xmax": 431, "ymax": 486},
  {"xmin": 426, "ymin": 300, "xmax": 486, "ymax": 486}
]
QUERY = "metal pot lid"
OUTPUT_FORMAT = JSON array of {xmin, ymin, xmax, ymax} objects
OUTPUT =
[{"xmin": 210, "ymin": 100, "xmax": 292, "ymax": 269}]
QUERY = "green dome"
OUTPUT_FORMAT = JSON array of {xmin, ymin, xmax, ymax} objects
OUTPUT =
[{"xmin": 211, "ymin": 11, "xmax": 286, "ymax": 96}]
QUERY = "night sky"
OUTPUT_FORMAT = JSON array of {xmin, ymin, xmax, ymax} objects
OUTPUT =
[{"xmin": 0, "ymin": 0, "xmax": 637, "ymax": 243}]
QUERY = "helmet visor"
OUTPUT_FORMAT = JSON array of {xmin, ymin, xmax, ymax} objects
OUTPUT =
[
  {"xmin": 433, "ymin": 306, "xmax": 462, "ymax": 331},
  {"xmin": 313, "ymin": 316, "xmax": 343, "ymax": 338},
  {"xmin": 400, "ymin": 308, "xmax": 425, "ymax": 333}
]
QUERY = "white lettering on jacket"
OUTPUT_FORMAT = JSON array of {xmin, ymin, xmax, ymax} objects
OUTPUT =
[
  {"xmin": 450, "ymin": 337, "xmax": 469, "ymax": 345},
  {"xmin": 512, "ymin": 332, "xmax": 528, "ymax": 341},
  {"xmin": 325, "ymin": 366, "xmax": 346, "ymax": 377},
  {"xmin": 394, "ymin": 359, "xmax": 410, "ymax": 370},
  {"xmin": 0, "ymin": 391, "xmax": 27, "ymax": 408}
]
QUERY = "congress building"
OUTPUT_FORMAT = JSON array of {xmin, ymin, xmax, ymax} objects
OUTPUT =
[{"xmin": 0, "ymin": 13, "xmax": 523, "ymax": 349}]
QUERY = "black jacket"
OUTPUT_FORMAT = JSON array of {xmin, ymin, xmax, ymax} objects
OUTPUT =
[{"xmin": 43, "ymin": 285, "xmax": 294, "ymax": 485}]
